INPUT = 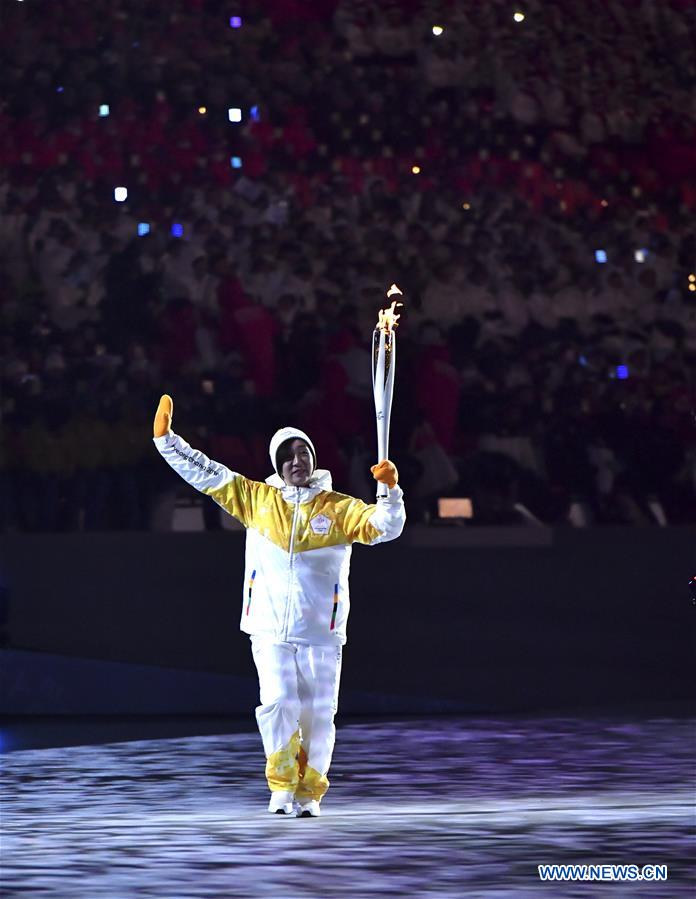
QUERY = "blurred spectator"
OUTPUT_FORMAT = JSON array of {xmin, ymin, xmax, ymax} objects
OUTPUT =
[{"xmin": 1, "ymin": 0, "xmax": 694, "ymax": 531}]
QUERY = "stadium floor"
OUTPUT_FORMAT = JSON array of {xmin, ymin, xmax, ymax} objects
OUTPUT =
[{"xmin": 2, "ymin": 716, "xmax": 694, "ymax": 897}]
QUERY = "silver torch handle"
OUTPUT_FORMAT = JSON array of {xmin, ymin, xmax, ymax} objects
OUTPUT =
[{"xmin": 372, "ymin": 325, "xmax": 396, "ymax": 498}]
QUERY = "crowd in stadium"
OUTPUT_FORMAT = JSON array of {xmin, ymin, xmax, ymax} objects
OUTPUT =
[{"xmin": 1, "ymin": 0, "xmax": 694, "ymax": 530}]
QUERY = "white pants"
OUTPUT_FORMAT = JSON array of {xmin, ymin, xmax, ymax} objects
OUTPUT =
[{"xmin": 250, "ymin": 636, "xmax": 343, "ymax": 800}]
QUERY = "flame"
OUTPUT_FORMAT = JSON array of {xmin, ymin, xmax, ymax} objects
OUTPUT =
[{"xmin": 377, "ymin": 284, "xmax": 403, "ymax": 332}]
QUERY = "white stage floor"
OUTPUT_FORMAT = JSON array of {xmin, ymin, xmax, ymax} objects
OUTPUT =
[{"xmin": 2, "ymin": 717, "xmax": 694, "ymax": 896}]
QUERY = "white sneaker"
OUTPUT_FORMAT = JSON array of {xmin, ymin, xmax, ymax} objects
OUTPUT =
[
  {"xmin": 268, "ymin": 791, "xmax": 295, "ymax": 815},
  {"xmin": 296, "ymin": 799, "xmax": 321, "ymax": 818}
]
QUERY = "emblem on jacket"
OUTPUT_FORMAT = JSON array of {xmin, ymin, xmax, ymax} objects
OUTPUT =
[{"xmin": 310, "ymin": 514, "xmax": 333, "ymax": 535}]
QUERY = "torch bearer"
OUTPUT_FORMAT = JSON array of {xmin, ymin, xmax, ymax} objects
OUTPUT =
[{"xmin": 372, "ymin": 284, "xmax": 403, "ymax": 498}]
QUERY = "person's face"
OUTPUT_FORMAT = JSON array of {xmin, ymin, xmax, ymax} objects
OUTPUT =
[{"xmin": 280, "ymin": 439, "xmax": 313, "ymax": 487}]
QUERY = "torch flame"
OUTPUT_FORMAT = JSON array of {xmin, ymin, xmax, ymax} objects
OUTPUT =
[{"xmin": 377, "ymin": 284, "xmax": 403, "ymax": 332}]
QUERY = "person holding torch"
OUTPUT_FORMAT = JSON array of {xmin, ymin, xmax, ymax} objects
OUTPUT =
[{"xmin": 152, "ymin": 290, "xmax": 405, "ymax": 817}]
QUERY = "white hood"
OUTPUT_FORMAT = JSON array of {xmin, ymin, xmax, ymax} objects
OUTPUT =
[{"xmin": 269, "ymin": 426, "xmax": 318, "ymax": 477}]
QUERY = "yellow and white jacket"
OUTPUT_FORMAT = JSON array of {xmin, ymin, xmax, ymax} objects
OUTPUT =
[{"xmin": 154, "ymin": 431, "xmax": 405, "ymax": 645}]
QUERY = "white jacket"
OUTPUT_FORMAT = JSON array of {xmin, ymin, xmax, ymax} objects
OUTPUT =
[{"xmin": 154, "ymin": 431, "xmax": 405, "ymax": 645}]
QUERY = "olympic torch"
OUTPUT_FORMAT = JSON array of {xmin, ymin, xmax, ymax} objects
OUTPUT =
[{"xmin": 372, "ymin": 284, "xmax": 403, "ymax": 498}]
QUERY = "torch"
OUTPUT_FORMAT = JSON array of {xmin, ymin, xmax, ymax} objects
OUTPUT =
[{"xmin": 372, "ymin": 284, "xmax": 403, "ymax": 498}]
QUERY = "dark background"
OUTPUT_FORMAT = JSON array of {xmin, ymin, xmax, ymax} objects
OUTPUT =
[
  {"xmin": 2, "ymin": 0, "xmax": 696, "ymax": 537},
  {"xmin": 2, "ymin": 526, "xmax": 693, "ymax": 719}
]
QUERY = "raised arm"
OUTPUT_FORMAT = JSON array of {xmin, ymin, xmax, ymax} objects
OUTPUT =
[{"xmin": 152, "ymin": 394, "xmax": 254, "ymax": 526}]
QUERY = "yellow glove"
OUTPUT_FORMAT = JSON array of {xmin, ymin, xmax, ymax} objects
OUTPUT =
[
  {"xmin": 371, "ymin": 459, "xmax": 398, "ymax": 489},
  {"xmin": 153, "ymin": 394, "xmax": 173, "ymax": 438}
]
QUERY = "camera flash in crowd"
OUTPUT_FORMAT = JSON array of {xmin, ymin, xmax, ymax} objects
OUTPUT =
[
  {"xmin": 228, "ymin": 108, "xmax": 242, "ymax": 122},
  {"xmin": 137, "ymin": 223, "xmax": 150, "ymax": 237},
  {"xmin": 412, "ymin": 165, "xmax": 421, "ymax": 174},
  {"xmin": 229, "ymin": 16, "xmax": 242, "ymax": 28},
  {"xmin": 432, "ymin": 25, "xmax": 444, "ymax": 36},
  {"xmin": 634, "ymin": 248, "xmax": 648, "ymax": 263},
  {"xmin": 462, "ymin": 202, "xmax": 471, "ymax": 210},
  {"xmin": 99, "ymin": 104, "xmax": 110, "ymax": 117},
  {"xmin": 114, "ymin": 187, "xmax": 128, "ymax": 202},
  {"xmin": 230, "ymin": 156, "xmax": 243, "ymax": 169},
  {"xmin": 198, "ymin": 106, "xmax": 207, "ymax": 115},
  {"xmin": 595, "ymin": 249, "xmax": 607, "ymax": 263},
  {"xmin": 513, "ymin": 12, "xmax": 525, "ymax": 23}
]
